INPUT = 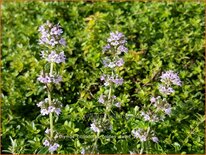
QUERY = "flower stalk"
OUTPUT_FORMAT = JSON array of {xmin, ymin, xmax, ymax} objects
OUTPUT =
[{"xmin": 36, "ymin": 21, "xmax": 66, "ymax": 154}]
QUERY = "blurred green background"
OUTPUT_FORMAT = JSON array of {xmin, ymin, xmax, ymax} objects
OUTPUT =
[{"xmin": 1, "ymin": 1, "xmax": 205, "ymax": 154}]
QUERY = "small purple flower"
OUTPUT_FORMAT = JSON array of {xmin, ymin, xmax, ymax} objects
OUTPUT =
[
  {"xmin": 37, "ymin": 75, "xmax": 62, "ymax": 84},
  {"xmin": 141, "ymin": 111, "xmax": 150, "ymax": 121},
  {"xmin": 49, "ymin": 143, "xmax": 60, "ymax": 152},
  {"xmin": 116, "ymin": 58, "xmax": 124, "ymax": 67},
  {"xmin": 103, "ymin": 44, "xmax": 111, "ymax": 52},
  {"xmin": 132, "ymin": 129, "xmax": 147, "ymax": 142},
  {"xmin": 143, "ymin": 114, "xmax": 150, "ymax": 121},
  {"xmin": 37, "ymin": 98, "xmax": 49, "ymax": 108},
  {"xmin": 132, "ymin": 130, "xmax": 140, "ymax": 138},
  {"xmin": 150, "ymin": 97, "xmax": 156, "ymax": 103},
  {"xmin": 41, "ymin": 109, "xmax": 49, "ymax": 115},
  {"xmin": 112, "ymin": 95, "xmax": 117, "ymax": 99},
  {"xmin": 165, "ymin": 107, "xmax": 172, "ymax": 115},
  {"xmin": 45, "ymin": 51, "xmax": 66, "ymax": 63},
  {"xmin": 115, "ymin": 102, "xmax": 121, "ymax": 108},
  {"xmin": 47, "ymin": 51, "xmax": 58, "ymax": 62},
  {"xmin": 55, "ymin": 108, "xmax": 61, "ymax": 115},
  {"xmin": 100, "ymin": 75, "xmax": 105, "ymax": 81},
  {"xmin": 39, "ymin": 36, "xmax": 49, "ymax": 45},
  {"xmin": 57, "ymin": 51, "xmax": 66, "ymax": 63},
  {"xmin": 38, "ymin": 25, "xmax": 45, "ymax": 32},
  {"xmin": 40, "ymin": 51, "xmax": 47, "ymax": 59},
  {"xmin": 90, "ymin": 122, "xmax": 100, "ymax": 133},
  {"xmin": 50, "ymin": 25, "xmax": 63, "ymax": 36},
  {"xmin": 45, "ymin": 128, "xmax": 50, "ymax": 134},
  {"xmin": 59, "ymin": 38, "xmax": 66, "ymax": 46},
  {"xmin": 44, "ymin": 98, "xmax": 49, "ymax": 102},
  {"xmin": 104, "ymin": 81, "xmax": 110, "ymax": 86},
  {"xmin": 49, "ymin": 37, "xmax": 58, "ymax": 47},
  {"xmin": 37, "ymin": 101, "xmax": 44, "ymax": 107},
  {"xmin": 117, "ymin": 45, "xmax": 128, "ymax": 53},
  {"xmin": 46, "ymin": 20, "xmax": 52, "ymax": 27},
  {"xmin": 158, "ymin": 84, "xmax": 174, "ymax": 95},
  {"xmin": 151, "ymin": 137, "xmax": 159, "ymax": 143},
  {"xmin": 37, "ymin": 74, "xmax": 52, "ymax": 84},
  {"xmin": 111, "ymin": 41, "xmax": 119, "ymax": 46},
  {"xmin": 43, "ymin": 139, "xmax": 50, "ymax": 146},
  {"xmin": 113, "ymin": 77, "xmax": 123, "ymax": 85},
  {"xmin": 139, "ymin": 135, "xmax": 147, "ymax": 142},
  {"xmin": 102, "ymin": 58, "xmax": 109, "ymax": 67},
  {"xmin": 98, "ymin": 95, "xmax": 105, "ymax": 104},
  {"xmin": 48, "ymin": 106, "xmax": 55, "ymax": 113}
]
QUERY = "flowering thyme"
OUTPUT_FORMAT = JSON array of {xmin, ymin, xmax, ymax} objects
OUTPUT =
[
  {"xmin": 37, "ymin": 21, "xmax": 66, "ymax": 154},
  {"xmin": 159, "ymin": 70, "xmax": 181, "ymax": 95},
  {"xmin": 98, "ymin": 31, "xmax": 127, "ymax": 122}
]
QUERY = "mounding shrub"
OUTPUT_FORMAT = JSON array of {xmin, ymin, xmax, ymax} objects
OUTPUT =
[{"xmin": 2, "ymin": 1, "xmax": 205, "ymax": 154}]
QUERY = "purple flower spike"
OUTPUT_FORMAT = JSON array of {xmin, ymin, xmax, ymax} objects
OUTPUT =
[{"xmin": 38, "ymin": 22, "xmax": 65, "ymax": 47}]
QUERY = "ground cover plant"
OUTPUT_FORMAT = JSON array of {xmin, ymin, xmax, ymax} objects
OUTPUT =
[{"xmin": 1, "ymin": 1, "xmax": 205, "ymax": 154}]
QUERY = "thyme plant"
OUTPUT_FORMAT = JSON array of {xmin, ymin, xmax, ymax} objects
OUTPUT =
[{"xmin": 36, "ymin": 21, "xmax": 66, "ymax": 154}]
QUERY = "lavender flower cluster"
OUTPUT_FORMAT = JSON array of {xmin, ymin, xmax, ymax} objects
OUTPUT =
[
  {"xmin": 90, "ymin": 122, "xmax": 101, "ymax": 133},
  {"xmin": 43, "ymin": 139, "xmax": 60, "ymax": 152},
  {"xmin": 130, "ymin": 71, "xmax": 181, "ymax": 147},
  {"xmin": 158, "ymin": 70, "xmax": 181, "ymax": 95},
  {"xmin": 37, "ymin": 73, "xmax": 62, "ymax": 84},
  {"xmin": 100, "ymin": 74, "xmax": 123, "ymax": 86},
  {"xmin": 38, "ymin": 21, "xmax": 66, "ymax": 47},
  {"xmin": 102, "ymin": 57, "xmax": 124, "ymax": 68},
  {"xmin": 151, "ymin": 96, "xmax": 172, "ymax": 115},
  {"xmin": 132, "ymin": 129, "xmax": 158, "ymax": 143},
  {"xmin": 37, "ymin": 98, "xmax": 62, "ymax": 116},
  {"xmin": 140, "ymin": 96, "xmax": 172, "ymax": 122},
  {"xmin": 40, "ymin": 51, "xmax": 66, "ymax": 63},
  {"xmin": 103, "ymin": 31, "xmax": 128, "ymax": 54}
]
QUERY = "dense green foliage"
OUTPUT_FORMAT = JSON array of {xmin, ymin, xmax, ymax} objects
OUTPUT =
[{"xmin": 2, "ymin": 1, "xmax": 205, "ymax": 154}]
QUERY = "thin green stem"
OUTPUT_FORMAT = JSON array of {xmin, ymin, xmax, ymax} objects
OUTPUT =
[
  {"xmin": 140, "ymin": 141, "xmax": 144, "ymax": 154},
  {"xmin": 103, "ymin": 84, "xmax": 112, "ymax": 122},
  {"xmin": 108, "ymin": 85, "xmax": 112, "ymax": 100},
  {"xmin": 92, "ymin": 131, "xmax": 100, "ymax": 153},
  {"xmin": 50, "ymin": 62, "xmax": 54, "ymax": 76},
  {"xmin": 48, "ymin": 62, "xmax": 54, "ymax": 154}
]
